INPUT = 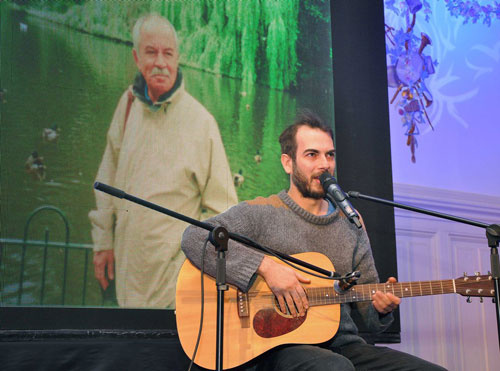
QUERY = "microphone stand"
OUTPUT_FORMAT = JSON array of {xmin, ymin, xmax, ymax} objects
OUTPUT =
[
  {"xmin": 348, "ymin": 190, "xmax": 500, "ymax": 350},
  {"xmin": 93, "ymin": 182, "xmax": 338, "ymax": 370}
]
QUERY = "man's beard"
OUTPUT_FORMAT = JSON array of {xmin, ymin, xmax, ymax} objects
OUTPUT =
[{"xmin": 291, "ymin": 162, "xmax": 325, "ymax": 199}]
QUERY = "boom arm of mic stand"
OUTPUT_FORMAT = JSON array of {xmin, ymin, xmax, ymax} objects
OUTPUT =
[
  {"xmin": 348, "ymin": 190, "xmax": 500, "ymax": 350},
  {"xmin": 93, "ymin": 182, "xmax": 334, "ymax": 277},
  {"xmin": 347, "ymin": 191, "xmax": 488, "ymax": 228},
  {"xmin": 94, "ymin": 182, "xmax": 336, "ymax": 370}
]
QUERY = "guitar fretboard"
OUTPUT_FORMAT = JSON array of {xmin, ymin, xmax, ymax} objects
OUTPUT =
[{"xmin": 306, "ymin": 280, "xmax": 456, "ymax": 306}]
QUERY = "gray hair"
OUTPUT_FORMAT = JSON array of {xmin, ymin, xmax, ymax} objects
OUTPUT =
[{"xmin": 132, "ymin": 13, "xmax": 178, "ymax": 51}]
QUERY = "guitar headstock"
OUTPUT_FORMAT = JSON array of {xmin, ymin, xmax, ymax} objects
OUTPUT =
[{"xmin": 455, "ymin": 273, "xmax": 495, "ymax": 298}]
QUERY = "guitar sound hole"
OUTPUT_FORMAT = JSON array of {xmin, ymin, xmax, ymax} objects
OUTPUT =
[{"xmin": 253, "ymin": 306, "xmax": 307, "ymax": 338}]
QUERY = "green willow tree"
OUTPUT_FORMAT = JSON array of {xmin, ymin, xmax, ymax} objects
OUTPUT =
[{"xmin": 13, "ymin": 0, "xmax": 304, "ymax": 91}]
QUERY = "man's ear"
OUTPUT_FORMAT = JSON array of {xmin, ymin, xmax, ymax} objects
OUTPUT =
[{"xmin": 281, "ymin": 154, "xmax": 293, "ymax": 175}]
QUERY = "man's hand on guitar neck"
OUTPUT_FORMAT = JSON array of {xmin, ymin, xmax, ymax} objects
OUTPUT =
[
  {"xmin": 257, "ymin": 256, "xmax": 311, "ymax": 318},
  {"xmin": 372, "ymin": 277, "xmax": 401, "ymax": 315},
  {"xmin": 255, "ymin": 256, "xmax": 401, "ymax": 317}
]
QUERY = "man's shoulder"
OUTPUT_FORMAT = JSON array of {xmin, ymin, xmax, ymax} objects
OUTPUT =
[
  {"xmin": 175, "ymin": 89, "xmax": 214, "ymax": 120},
  {"xmin": 115, "ymin": 86, "xmax": 134, "ymax": 108},
  {"xmin": 245, "ymin": 194, "xmax": 288, "ymax": 210},
  {"xmin": 121, "ymin": 85, "xmax": 134, "ymax": 98}
]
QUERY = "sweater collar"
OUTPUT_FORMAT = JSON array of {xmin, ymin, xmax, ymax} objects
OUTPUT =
[
  {"xmin": 278, "ymin": 190, "xmax": 340, "ymax": 225},
  {"xmin": 132, "ymin": 70, "xmax": 183, "ymax": 112}
]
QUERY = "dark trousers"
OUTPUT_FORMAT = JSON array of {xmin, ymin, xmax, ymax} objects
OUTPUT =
[{"xmin": 245, "ymin": 343, "xmax": 447, "ymax": 371}]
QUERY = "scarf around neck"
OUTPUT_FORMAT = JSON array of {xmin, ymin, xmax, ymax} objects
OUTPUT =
[{"xmin": 132, "ymin": 69, "xmax": 183, "ymax": 112}]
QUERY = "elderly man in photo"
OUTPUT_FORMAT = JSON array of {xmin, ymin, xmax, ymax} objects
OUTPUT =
[{"xmin": 89, "ymin": 14, "xmax": 237, "ymax": 308}]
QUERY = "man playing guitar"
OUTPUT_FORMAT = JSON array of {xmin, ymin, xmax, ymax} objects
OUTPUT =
[{"xmin": 181, "ymin": 110, "xmax": 446, "ymax": 370}]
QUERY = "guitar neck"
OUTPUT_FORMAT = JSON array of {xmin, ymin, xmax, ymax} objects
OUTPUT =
[{"xmin": 306, "ymin": 279, "xmax": 456, "ymax": 306}]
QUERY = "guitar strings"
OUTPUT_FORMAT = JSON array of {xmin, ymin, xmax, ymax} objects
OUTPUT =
[
  {"xmin": 245, "ymin": 280, "xmax": 489, "ymax": 301},
  {"xmin": 234, "ymin": 279, "xmax": 492, "ymax": 314}
]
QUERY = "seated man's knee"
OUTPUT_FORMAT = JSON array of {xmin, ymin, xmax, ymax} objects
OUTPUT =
[{"xmin": 320, "ymin": 352, "xmax": 355, "ymax": 371}]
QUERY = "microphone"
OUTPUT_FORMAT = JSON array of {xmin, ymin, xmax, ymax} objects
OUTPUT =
[{"xmin": 319, "ymin": 173, "xmax": 362, "ymax": 229}]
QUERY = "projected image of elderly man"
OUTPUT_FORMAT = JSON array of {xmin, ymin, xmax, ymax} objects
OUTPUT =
[{"xmin": 89, "ymin": 14, "xmax": 237, "ymax": 308}]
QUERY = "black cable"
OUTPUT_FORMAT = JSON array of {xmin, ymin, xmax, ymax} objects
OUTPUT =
[{"xmin": 187, "ymin": 237, "xmax": 210, "ymax": 371}]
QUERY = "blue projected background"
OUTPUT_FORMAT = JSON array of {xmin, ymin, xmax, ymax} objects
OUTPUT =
[
  {"xmin": 383, "ymin": 2, "xmax": 500, "ymax": 369},
  {"xmin": 385, "ymin": 0, "xmax": 500, "ymax": 197}
]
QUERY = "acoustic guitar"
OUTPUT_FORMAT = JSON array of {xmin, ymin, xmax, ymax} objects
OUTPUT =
[{"xmin": 176, "ymin": 252, "xmax": 494, "ymax": 370}]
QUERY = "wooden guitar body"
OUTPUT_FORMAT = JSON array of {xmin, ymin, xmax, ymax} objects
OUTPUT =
[
  {"xmin": 176, "ymin": 251, "xmax": 494, "ymax": 369},
  {"xmin": 175, "ymin": 252, "xmax": 340, "ymax": 370}
]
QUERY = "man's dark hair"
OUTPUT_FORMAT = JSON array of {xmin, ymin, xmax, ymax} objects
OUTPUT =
[{"xmin": 279, "ymin": 110, "xmax": 334, "ymax": 160}]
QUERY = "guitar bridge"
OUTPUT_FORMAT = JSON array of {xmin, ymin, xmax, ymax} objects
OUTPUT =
[{"xmin": 237, "ymin": 289, "xmax": 250, "ymax": 317}]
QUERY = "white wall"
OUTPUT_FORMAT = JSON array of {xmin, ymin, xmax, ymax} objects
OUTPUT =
[
  {"xmin": 388, "ymin": 183, "xmax": 500, "ymax": 371},
  {"xmin": 385, "ymin": 0, "xmax": 500, "ymax": 198}
]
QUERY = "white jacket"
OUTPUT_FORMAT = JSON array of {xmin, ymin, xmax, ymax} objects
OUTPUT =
[{"xmin": 89, "ymin": 83, "xmax": 237, "ymax": 308}]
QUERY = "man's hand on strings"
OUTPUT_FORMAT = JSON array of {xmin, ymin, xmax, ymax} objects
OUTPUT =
[{"xmin": 257, "ymin": 256, "xmax": 311, "ymax": 317}]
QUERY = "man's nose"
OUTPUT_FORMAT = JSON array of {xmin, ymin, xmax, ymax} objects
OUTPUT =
[
  {"xmin": 318, "ymin": 155, "xmax": 331, "ymax": 170},
  {"xmin": 154, "ymin": 53, "xmax": 168, "ymax": 67}
]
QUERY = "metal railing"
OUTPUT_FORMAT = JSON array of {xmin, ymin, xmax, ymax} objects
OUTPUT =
[{"xmin": 0, "ymin": 206, "xmax": 96, "ymax": 306}]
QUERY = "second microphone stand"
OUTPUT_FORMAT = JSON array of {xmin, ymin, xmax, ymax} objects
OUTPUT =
[{"xmin": 348, "ymin": 190, "xmax": 500, "ymax": 350}]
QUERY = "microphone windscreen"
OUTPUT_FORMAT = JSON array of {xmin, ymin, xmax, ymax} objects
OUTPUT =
[{"xmin": 319, "ymin": 173, "xmax": 337, "ymax": 190}]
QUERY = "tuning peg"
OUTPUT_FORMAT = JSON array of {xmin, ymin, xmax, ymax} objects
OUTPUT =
[
  {"xmin": 463, "ymin": 272, "xmax": 467, "ymax": 277},
  {"xmin": 466, "ymin": 296, "xmax": 472, "ymax": 303},
  {"xmin": 488, "ymin": 271, "xmax": 491, "ymax": 275},
  {"xmin": 480, "ymin": 297, "xmax": 484, "ymax": 303},
  {"xmin": 494, "ymin": 298, "xmax": 497, "ymax": 304},
  {"xmin": 475, "ymin": 272, "xmax": 480, "ymax": 276}
]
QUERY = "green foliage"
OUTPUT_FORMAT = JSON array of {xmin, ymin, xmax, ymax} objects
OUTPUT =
[
  {"xmin": 12, "ymin": 0, "xmax": 310, "ymax": 90},
  {"xmin": 296, "ymin": 0, "xmax": 332, "ymax": 92},
  {"xmin": 263, "ymin": 0, "xmax": 299, "ymax": 90}
]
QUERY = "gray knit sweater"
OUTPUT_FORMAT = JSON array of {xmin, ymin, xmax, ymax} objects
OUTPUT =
[{"xmin": 180, "ymin": 190, "xmax": 393, "ymax": 347}]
